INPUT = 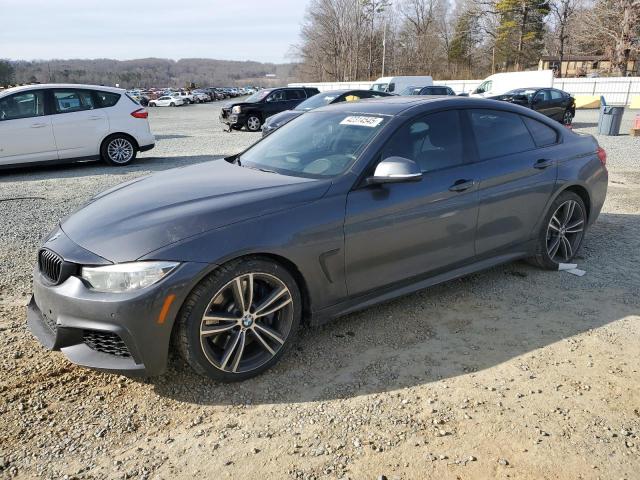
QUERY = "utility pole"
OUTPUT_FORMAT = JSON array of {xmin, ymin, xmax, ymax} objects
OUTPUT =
[{"xmin": 381, "ymin": 19, "xmax": 387, "ymax": 77}]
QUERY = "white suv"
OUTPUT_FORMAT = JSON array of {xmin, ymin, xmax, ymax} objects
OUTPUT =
[{"xmin": 0, "ymin": 84, "xmax": 155, "ymax": 167}]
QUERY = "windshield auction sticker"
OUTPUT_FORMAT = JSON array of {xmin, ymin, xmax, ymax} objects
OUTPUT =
[{"xmin": 340, "ymin": 116, "xmax": 384, "ymax": 127}]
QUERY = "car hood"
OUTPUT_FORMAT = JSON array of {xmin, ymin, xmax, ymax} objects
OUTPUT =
[
  {"xmin": 61, "ymin": 160, "xmax": 330, "ymax": 263},
  {"xmin": 266, "ymin": 110, "xmax": 304, "ymax": 126},
  {"xmin": 223, "ymin": 101, "xmax": 258, "ymax": 110}
]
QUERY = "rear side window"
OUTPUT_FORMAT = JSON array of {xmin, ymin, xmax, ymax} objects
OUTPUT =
[
  {"xmin": 95, "ymin": 91, "xmax": 121, "ymax": 108},
  {"xmin": 0, "ymin": 91, "xmax": 45, "ymax": 120},
  {"xmin": 469, "ymin": 109, "xmax": 535, "ymax": 160},
  {"xmin": 285, "ymin": 89, "xmax": 305, "ymax": 100},
  {"xmin": 522, "ymin": 116, "xmax": 558, "ymax": 147},
  {"xmin": 550, "ymin": 90, "xmax": 563, "ymax": 100},
  {"xmin": 53, "ymin": 90, "xmax": 94, "ymax": 113}
]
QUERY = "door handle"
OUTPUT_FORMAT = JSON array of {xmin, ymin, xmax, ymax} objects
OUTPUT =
[
  {"xmin": 449, "ymin": 179, "xmax": 475, "ymax": 192},
  {"xmin": 30, "ymin": 123, "xmax": 47, "ymax": 128},
  {"xmin": 534, "ymin": 159, "xmax": 553, "ymax": 169}
]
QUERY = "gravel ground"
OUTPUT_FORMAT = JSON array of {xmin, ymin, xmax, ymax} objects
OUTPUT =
[{"xmin": 1, "ymin": 104, "xmax": 639, "ymax": 480}]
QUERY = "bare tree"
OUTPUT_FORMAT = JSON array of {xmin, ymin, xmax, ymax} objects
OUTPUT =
[{"xmin": 548, "ymin": 0, "xmax": 581, "ymax": 77}]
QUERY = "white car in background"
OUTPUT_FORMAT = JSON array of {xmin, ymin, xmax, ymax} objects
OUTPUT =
[
  {"xmin": 0, "ymin": 84, "xmax": 155, "ymax": 167},
  {"xmin": 148, "ymin": 95, "xmax": 185, "ymax": 107}
]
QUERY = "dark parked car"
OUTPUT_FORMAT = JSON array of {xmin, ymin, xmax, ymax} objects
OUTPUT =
[
  {"xmin": 400, "ymin": 85, "xmax": 457, "ymax": 96},
  {"xmin": 490, "ymin": 87, "xmax": 576, "ymax": 125},
  {"xmin": 262, "ymin": 88, "xmax": 393, "ymax": 136},
  {"xmin": 220, "ymin": 87, "xmax": 320, "ymax": 132},
  {"xmin": 27, "ymin": 97, "xmax": 608, "ymax": 382}
]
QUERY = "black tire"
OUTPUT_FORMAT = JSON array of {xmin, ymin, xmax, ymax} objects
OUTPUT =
[
  {"xmin": 170, "ymin": 102, "xmax": 176, "ymax": 107},
  {"xmin": 245, "ymin": 115, "xmax": 262, "ymax": 132},
  {"xmin": 149, "ymin": 102, "xmax": 156, "ymax": 107},
  {"xmin": 101, "ymin": 134, "xmax": 137, "ymax": 166},
  {"xmin": 176, "ymin": 257, "xmax": 302, "ymax": 382},
  {"xmin": 529, "ymin": 191, "xmax": 587, "ymax": 270}
]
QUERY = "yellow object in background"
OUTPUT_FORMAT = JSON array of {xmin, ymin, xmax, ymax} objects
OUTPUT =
[
  {"xmin": 574, "ymin": 95, "xmax": 601, "ymax": 109},
  {"xmin": 629, "ymin": 96, "xmax": 640, "ymax": 109},
  {"xmin": 344, "ymin": 95, "xmax": 360, "ymax": 102}
]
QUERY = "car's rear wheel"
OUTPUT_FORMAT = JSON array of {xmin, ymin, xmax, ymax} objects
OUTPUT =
[
  {"xmin": 101, "ymin": 135, "xmax": 137, "ymax": 166},
  {"xmin": 529, "ymin": 191, "xmax": 586, "ymax": 269},
  {"xmin": 176, "ymin": 257, "xmax": 302, "ymax": 382},
  {"xmin": 562, "ymin": 109, "xmax": 574, "ymax": 125},
  {"xmin": 246, "ymin": 115, "xmax": 262, "ymax": 132},
  {"xmin": 149, "ymin": 102, "xmax": 156, "ymax": 107}
]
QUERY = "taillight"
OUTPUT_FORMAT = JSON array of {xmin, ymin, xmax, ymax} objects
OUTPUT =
[
  {"xmin": 131, "ymin": 108, "xmax": 148, "ymax": 119},
  {"xmin": 596, "ymin": 146, "xmax": 607, "ymax": 167}
]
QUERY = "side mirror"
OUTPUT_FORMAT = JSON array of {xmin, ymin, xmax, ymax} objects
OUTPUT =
[{"xmin": 366, "ymin": 157, "xmax": 423, "ymax": 185}]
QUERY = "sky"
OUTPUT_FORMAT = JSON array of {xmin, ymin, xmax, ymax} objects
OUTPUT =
[{"xmin": 1, "ymin": 0, "xmax": 311, "ymax": 64}]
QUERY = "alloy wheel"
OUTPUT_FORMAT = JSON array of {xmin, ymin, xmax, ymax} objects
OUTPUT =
[
  {"xmin": 199, "ymin": 273, "xmax": 294, "ymax": 374},
  {"xmin": 563, "ymin": 110, "xmax": 573, "ymax": 125},
  {"xmin": 246, "ymin": 116, "xmax": 261, "ymax": 131},
  {"xmin": 107, "ymin": 138, "xmax": 134, "ymax": 164},
  {"xmin": 546, "ymin": 199, "xmax": 585, "ymax": 263}
]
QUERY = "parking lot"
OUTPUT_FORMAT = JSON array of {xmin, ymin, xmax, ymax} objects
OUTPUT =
[{"xmin": 1, "ymin": 103, "xmax": 639, "ymax": 479}]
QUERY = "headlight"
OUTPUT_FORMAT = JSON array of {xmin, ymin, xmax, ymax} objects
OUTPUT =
[
  {"xmin": 231, "ymin": 106, "xmax": 241, "ymax": 114},
  {"xmin": 81, "ymin": 261, "xmax": 179, "ymax": 293}
]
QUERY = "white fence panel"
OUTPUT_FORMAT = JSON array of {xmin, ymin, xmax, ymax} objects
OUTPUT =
[{"xmin": 290, "ymin": 77, "xmax": 640, "ymax": 104}]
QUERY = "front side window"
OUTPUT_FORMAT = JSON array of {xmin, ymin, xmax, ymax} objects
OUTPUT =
[
  {"xmin": 476, "ymin": 80, "xmax": 492, "ymax": 94},
  {"xmin": 53, "ymin": 90, "xmax": 94, "ymax": 113},
  {"xmin": 267, "ymin": 91, "xmax": 286, "ymax": 102},
  {"xmin": 370, "ymin": 83, "xmax": 388, "ymax": 92},
  {"xmin": 380, "ymin": 110, "xmax": 465, "ymax": 172},
  {"xmin": 522, "ymin": 116, "xmax": 558, "ymax": 147},
  {"xmin": 470, "ymin": 109, "xmax": 535, "ymax": 160},
  {"xmin": 239, "ymin": 111, "xmax": 389, "ymax": 178},
  {"xmin": 0, "ymin": 91, "xmax": 45, "ymax": 120}
]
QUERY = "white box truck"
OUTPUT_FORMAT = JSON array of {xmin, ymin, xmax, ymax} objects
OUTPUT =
[
  {"xmin": 370, "ymin": 76, "xmax": 433, "ymax": 94},
  {"xmin": 469, "ymin": 70, "xmax": 554, "ymax": 97}
]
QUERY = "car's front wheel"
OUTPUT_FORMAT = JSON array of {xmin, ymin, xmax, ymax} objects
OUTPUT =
[
  {"xmin": 101, "ymin": 134, "xmax": 137, "ymax": 166},
  {"xmin": 176, "ymin": 257, "xmax": 302, "ymax": 382},
  {"xmin": 530, "ymin": 191, "xmax": 586, "ymax": 269},
  {"xmin": 245, "ymin": 115, "xmax": 262, "ymax": 132},
  {"xmin": 562, "ymin": 109, "xmax": 574, "ymax": 125}
]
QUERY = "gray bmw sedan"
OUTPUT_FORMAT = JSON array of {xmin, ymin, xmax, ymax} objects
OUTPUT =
[{"xmin": 27, "ymin": 97, "xmax": 608, "ymax": 381}]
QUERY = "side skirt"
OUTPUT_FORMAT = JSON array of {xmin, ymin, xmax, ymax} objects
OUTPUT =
[{"xmin": 309, "ymin": 249, "xmax": 531, "ymax": 326}]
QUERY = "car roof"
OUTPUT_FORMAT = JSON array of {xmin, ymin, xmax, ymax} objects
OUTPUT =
[
  {"xmin": 313, "ymin": 96, "xmax": 539, "ymax": 117},
  {"xmin": 0, "ymin": 83, "xmax": 125, "ymax": 97}
]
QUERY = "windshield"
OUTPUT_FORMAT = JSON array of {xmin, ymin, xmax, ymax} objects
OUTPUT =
[
  {"xmin": 505, "ymin": 88, "xmax": 537, "ymax": 100},
  {"xmin": 294, "ymin": 92, "xmax": 340, "ymax": 111},
  {"xmin": 370, "ymin": 83, "xmax": 388, "ymax": 92},
  {"xmin": 244, "ymin": 90, "xmax": 270, "ymax": 103},
  {"xmin": 239, "ymin": 111, "xmax": 389, "ymax": 178},
  {"xmin": 399, "ymin": 86, "xmax": 421, "ymax": 95}
]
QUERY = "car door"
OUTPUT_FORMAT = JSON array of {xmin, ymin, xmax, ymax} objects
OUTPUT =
[
  {"xmin": 344, "ymin": 109, "xmax": 480, "ymax": 296},
  {"xmin": 531, "ymin": 89, "xmax": 554, "ymax": 118},
  {"xmin": 285, "ymin": 89, "xmax": 306, "ymax": 109},
  {"xmin": 0, "ymin": 89, "xmax": 57, "ymax": 165},
  {"xmin": 50, "ymin": 89, "xmax": 109, "ymax": 159},
  {"xmin": 264, "ymin": 90, "xmax": 287, "ymax": 118},
  {"xmin": 468, "ymin": 109, "xmax": 558, "ymax": 257}
]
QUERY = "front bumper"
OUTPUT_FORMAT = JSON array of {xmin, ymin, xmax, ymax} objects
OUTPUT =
[
  {"xmin": 27, "ymin": 261, "xmax": 209, "ymax": 377},
  {"xmin": 219, "ymin": 112, "xmax": 246, "ymax": 127}
]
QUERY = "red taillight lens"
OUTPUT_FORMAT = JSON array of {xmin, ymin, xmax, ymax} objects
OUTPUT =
[
  {"xmin": 131, "ymin": 108, "xmax": 148, "ymax": 119},
  {"xmin": 597, "ymin": 146, "xmax": 607, "ymax": 167}
]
